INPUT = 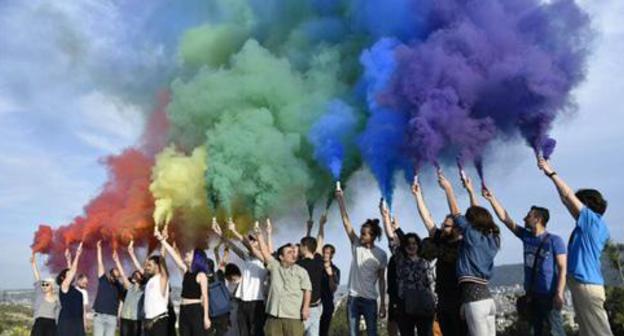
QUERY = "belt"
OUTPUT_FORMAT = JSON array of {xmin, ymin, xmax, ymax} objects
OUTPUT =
[
  {"xmin": 144, "ymin": 313, "xmax": 168, "ymax": 330},
  {"xmin": 310, "ymin": 300, "xmax": 322, "ymax": 308}
]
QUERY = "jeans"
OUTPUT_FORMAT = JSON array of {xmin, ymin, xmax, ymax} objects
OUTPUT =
[
  {"xmin": 93, "ymin": 313, "xmax": 117, "ymax": 336},
  {"xmin": 347, "ymin": 296, "xmax": 377, "ymax": 336},
  {"xmin": 303, "ymin": 305, "xmax": 323, "ymax": 336},
  {"xmin": 529, "ymin": 295, "xmax": 565, "ymax": 336},
  {"xmin": 461, "ymin": 299, "xmax": 496, "ymax": 336}
]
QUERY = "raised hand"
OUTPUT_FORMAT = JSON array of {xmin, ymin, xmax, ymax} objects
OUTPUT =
[
  {"xmin": 96, "ymin": 240, "xmax": 102, "ymax": 250},
  {"xmin": 379, "ymin": 198, "xmax": 390, "ymax": 218},
  {"xmin": 391, "ymin": 216, "xmax": 400, "ymax": 231},
  {"xmin": 76, "ymin": 242, "xmax": 84, "ymax": 256},
  {"xmin": 319, "ymin": 213, "xmax": 328, "ymax": 226},
  {"xmin": 265, "ymin": 218, "xmax": 273, "ymax": 234},
  {"xmin": 112, "ymin": 250, "xmax": 120, "ymax": 263},
  {"xmin": 537, "ymin": 157, "xmax": 555, "ymax": 175},
  {"xmin": 128, "ymin": 240, "xmax": 135, "ymax": 254},
  {"xmin": 437, "ymin": 170, "xmax": 452, "ymax": 191},
  {"xmin": 463, "ymin": 176, "xmax": 475, "ymax": 193},
  {"xmin": 482, "ymin": 187, "xmax": 494, "ymax": 201},
  {"xmin": 154, "ymin": 229, "xmax": 165, "ymax": 241},
  {"xmin": 212, "ymin": 218, "xmax": 223, "ymax": 236},
  {"xmin": 411, "ymin": 180, "xmax": 421, "ymax": 196}
]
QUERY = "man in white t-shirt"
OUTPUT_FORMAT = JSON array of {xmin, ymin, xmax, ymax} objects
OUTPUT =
[{"xmin": 335, "ymin": 186, "xmax": 388, "ymax": 336}]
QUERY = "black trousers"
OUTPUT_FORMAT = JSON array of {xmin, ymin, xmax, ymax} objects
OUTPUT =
[
  {"xmin": 32, "ymin": 317, "xmax": 57, "ymax": 336},
  {"xmin": 437, "ymin": 307, "xmax": 468, "ymax": 336},
  {"xmin": 319, "ymin": 302, "xmax": 334, "ymax": 336},
  {"xmin": 179, "ymin": 304, "xmax": 208, "ymax": 336},
  {"xmin": 209, "ymin": 314, "xmax": 230, "ymax": 336},
  {"xmin": 237, "ymin": 300, "xmax": 265, "ymax": 336},
  {"xmin": 397, "ymin": 310, "xmax": 434, "ymax": 336},
  {"xmin": 144, "ymin": 317, "xmax": 169, "ymax": 336},
  {"xmin": 168, "ymin": 303, "xmax": 177, "ymax": 336},
  {"xmin": 121, "ymin": 318, "xmax": 142, "ymax": 336}
]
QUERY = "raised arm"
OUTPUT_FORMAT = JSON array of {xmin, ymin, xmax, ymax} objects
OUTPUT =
[
  {"xmin": 62, "ymin": 242, "xmax": 83, "ymax": 293},
  {"xmin": 31, "ymin": 253, "xmax": 41, "ymax": 282},
  {"xmin": 411, "ymin": 181, "xmax": 437, "ymax": 237},
  {"xmin": 482, "ymin": 188, "xmax": 518, "ymax": 234},
  {"xmin": 155, "ymin": 230, "xmax": 188, "ymax": 273},
  {"xmin": 265, "ymin": 219, "xmax": 274, "ymax": 254},
  {"xmin": 315, "ymin": 213, "xmax": 327, "ymax": 255},
  {"xmin": 64, "ymin": 248, "xmax": 72, "ymax": 269},
  {"xmin": 127, "ymin": 241, "xmax": 144, "ymax": 274},
  {"xmin": 213, "ymin": 219, "xmax": 248, "ymax": 260},
  {"xmin": 462, "ymin": 176, "xmax": 480, "ymax": 207},
  {"xmin": 254, "ymin": 227, "xmax": 274, "ymax": 264},
  {"xmin": 227, "ymin": 218, "xmax": 257, "ymax": 256},
  {"xmin": 379, "ymin": 199, "xmax": 396, "ymax": 244},
  {"xmin": 438, "ymin": 171, "xmax": 461, "ymax": 216},
  {"xmin": 305, "ymin": 218, "xmax": 314, "ymax": 237},
  {"xmin": 96, "ymin": 240, "xmax": 105, "ymax": 278},
  {"xmin": 335, "ymin": 187, "xmax": 358, "ymax": 243},
  {"xmin": 538, "ymin": 157, "xmax": 584, "ymax": 219},
  {"xmin": 112, "ymin": 250, "xmax": 131, "ymax": 289}
]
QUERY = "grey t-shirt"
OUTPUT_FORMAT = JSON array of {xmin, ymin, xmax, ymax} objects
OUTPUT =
[
  {"xmin": 347, "ymin": 242, "xmax": 388, "ymax": 300},
  {"xmin": 33, "ymin": 281, "xmax": 60, "ymax": 320},
  {"xmin": 120, "ymin": 285, "xmax": 144, "ymax": 320}
]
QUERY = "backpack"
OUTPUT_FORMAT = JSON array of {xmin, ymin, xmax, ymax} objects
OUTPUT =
[{"xmin": 208, "ymin": 277, "xmax": 232, "ymax": 317}]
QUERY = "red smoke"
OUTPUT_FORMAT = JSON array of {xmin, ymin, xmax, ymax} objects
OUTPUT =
[
  {"xmin": 44, "ymin": 91, "xmax": 171, "ymax": 276},
  {"xmin": 31, "ymin": 225, "xmax": 54, "ymax": 253}
]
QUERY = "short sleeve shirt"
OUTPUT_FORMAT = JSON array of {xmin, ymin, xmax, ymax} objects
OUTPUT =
[
  {"xmin": 265, "ymin": 259, "xmax": 312, "ymax": 319},
  {"xmin": 296, "ymin": 254, "xmax": 324, "ymax": 303},
  {"xmin": 347, "ymin": 242, "xmax": 388, "ymax": 300},
  {"xmin": 568, "ymin": 207, "xmax": 610, "ymax": 284},
  {"xmin": 514, "ymin": 228, "xmax": 566, "ymax": 295}
]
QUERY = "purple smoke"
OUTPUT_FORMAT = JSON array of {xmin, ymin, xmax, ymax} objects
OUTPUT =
[{"xmin": 379, "ymin": 0, "xmax": 591, "ymax": 169}]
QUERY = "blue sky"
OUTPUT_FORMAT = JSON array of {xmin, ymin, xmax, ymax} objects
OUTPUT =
[{"xmin": 1, "ymin": 0, "xmax": 623, "ymax": 289}]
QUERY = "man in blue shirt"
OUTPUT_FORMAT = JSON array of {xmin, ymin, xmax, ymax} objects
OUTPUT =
[
  {"xmin": 538, "ymin": 157, "xmax": 613, "ymax": 336},
  {"xmin": 482, "ymin": 188, "xmax": 567, "ymax": 336}
]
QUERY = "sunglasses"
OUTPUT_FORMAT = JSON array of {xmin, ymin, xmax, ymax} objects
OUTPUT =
[{"xmin": 41, "ymin": 283, "xmax": 51, "ymax": 287}]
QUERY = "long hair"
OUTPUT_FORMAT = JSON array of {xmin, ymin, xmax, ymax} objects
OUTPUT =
[
  {"xmin": 148, "ymin": 255, "xmax": 169, "ymax": 279},
  {"xmin": 190, "ymin": 248, "xmax": 210, "ymax": 274},
  {"xmin": 56, "ymin": 268, "xmax": 69, "ymax": 286},
  {"xmin": 465, "ymin": 206, "xmax": 501, "ymax": 248}
]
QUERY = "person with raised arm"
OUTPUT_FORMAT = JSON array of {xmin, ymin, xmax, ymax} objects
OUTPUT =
[
  {"xmin": 57, "ymin": 242, "xmax": 86, "ymax": 336},
  {"xmin": 537, "ymin": 157, "xmax": 613, "ymax": 336},
  {"xmin": 30, "ymin": 253, "xmax": 60, "ymax": 336},
  {"xmin": 437, "ymin": 170, "xmax": 499, "ymax": 336},
  {"xmin": 411, "ymin": 179, "xmax": 466, "ymax": 336},
  {"xmin": 92, "ymin": 240, "xmax": 124, "ymax": 336},
  {"xmin": 214, "ymin": 217, "xmax": 268, "ymax": 336},
  {"xmin": 297, "ymin": 214, "xmax": 328, "ymax": 336},
  {"xmin": 378, "ymin": 200, "xmax": 400, "ymax": 336},
  {"xmin": 144, "ymin": 230, "xmax": 171, "ymax": 336},
  {"xmin": 482, "ymin": 185, "xmax": 567, "ymax": 336},
  {"xmin": 335, "ymin": 184, "xmax": 388, "ymax": 336},
  {"xmin": 112, "ymin": 246, "xmax": 145, "ymax": 336},
  {"xmin": 66, "ymin": 247, "xmax": 90, "ymax": 323},
  {"xmin": 380, "ymin": 200, "xmax": 435, "ymax": 336},
  {"xmin": 157, "ymin": 230, "xmax": 212, "ymax": 335},
  {"xmin": 253, "ymin": 223, "xmax": 312, "ymax": 336}
]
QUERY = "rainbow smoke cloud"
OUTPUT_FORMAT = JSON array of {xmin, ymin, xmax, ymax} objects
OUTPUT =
[{"xmin": 32, "ymin": 0, "xmax": 592, "ymax": 277}]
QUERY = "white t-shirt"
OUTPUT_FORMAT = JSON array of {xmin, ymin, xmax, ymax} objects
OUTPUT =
[
  {"xmin": 235, "ymin": 257, "xmax": 268, "ymax": 302},
  {"xmin": 76, "ymin": 287, "xmax": 89, "ymax": 307},
  {"xmin": 347, "ymin": 242, "xmax": 388, "ymax": 300},
  {"xmin": 144, "ymin": 274, "xmax": 169, "ymax": 319}
]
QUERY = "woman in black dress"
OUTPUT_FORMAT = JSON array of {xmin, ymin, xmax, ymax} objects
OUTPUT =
[{"xmin": 56, "ymin": 242, "xmax": 86, "ymax": 336}]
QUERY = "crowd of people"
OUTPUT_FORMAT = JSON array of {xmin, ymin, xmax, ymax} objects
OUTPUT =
[{"xmin": 28, "ymin": 156, "xmax": 614, "ymax": 336}]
